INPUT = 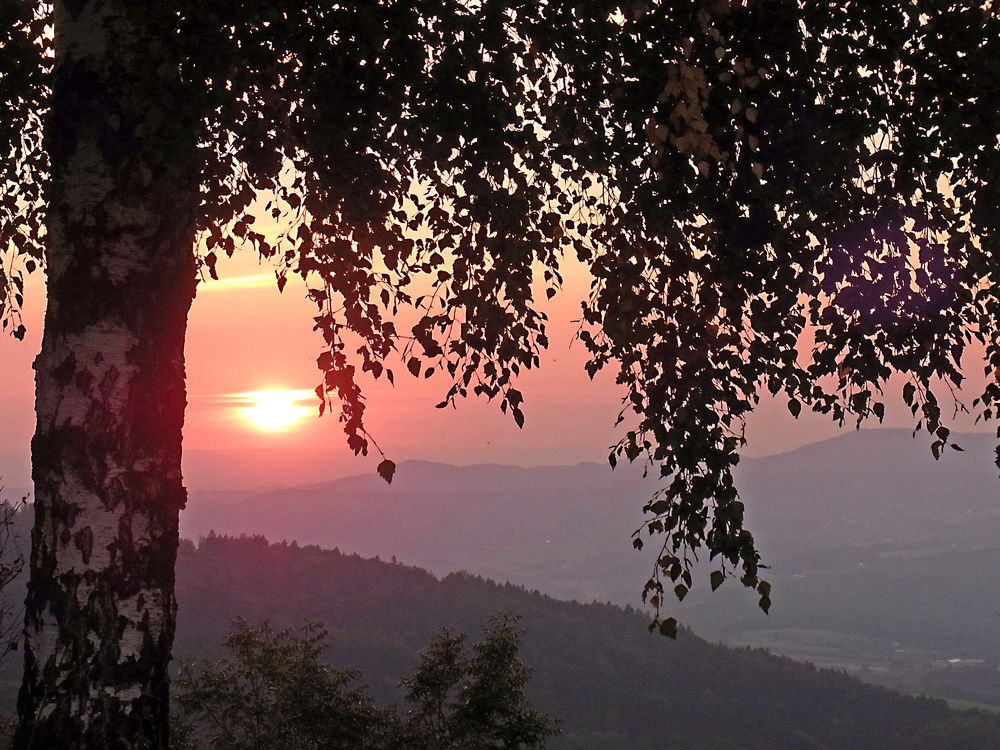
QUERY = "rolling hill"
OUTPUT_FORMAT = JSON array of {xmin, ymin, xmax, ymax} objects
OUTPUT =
[
  {"xmin": 180, "ymin": 429, "xmax": 1000, "ymax": 705},
  {"xmin": 170, "ymin": 534, "xmax": 1000, "ymax": 749}
]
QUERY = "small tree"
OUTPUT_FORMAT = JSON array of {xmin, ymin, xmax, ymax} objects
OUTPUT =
[
  {"xmin": 0, "ymin": 489, "xmax": 27, "ymax": 745},
  {"xmin": 173, "ymin": 615, "xmax": 557, "ymax": 750},
  {"xmin": 0, "ymin": 489, "xmax": 26, "ymax": 661},
  {"xmin": 172, "ymin": 620, "xmax": 389, "ymax": 750},
  {"xmin": 400, "ymin": 615, "xmax": 557, "ymax": 750}
]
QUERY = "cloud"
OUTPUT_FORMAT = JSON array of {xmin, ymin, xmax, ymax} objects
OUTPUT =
[{"xmin": 197, "ymin": 273, "xmax": 276, "ymax": 293}]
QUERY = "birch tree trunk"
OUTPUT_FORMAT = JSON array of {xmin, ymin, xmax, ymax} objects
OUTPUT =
[{"xmin": 14, "ymin": 1, "xmax": 199, "ymax": 747}]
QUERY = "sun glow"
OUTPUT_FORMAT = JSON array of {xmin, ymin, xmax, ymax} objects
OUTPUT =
[{"xmin": 233, "ymin": 389, "xmax": 316, "ymax": 433}]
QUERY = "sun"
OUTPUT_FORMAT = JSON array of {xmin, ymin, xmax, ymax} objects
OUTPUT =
[{"xmin": 234, "ymin": 389, "xmax": 316, "ymax": 433}]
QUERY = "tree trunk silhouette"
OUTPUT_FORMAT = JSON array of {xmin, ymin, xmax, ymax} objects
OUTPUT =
[{"xmin": 14, "ymin": 1, "xmax": 198, "ymax": 747}]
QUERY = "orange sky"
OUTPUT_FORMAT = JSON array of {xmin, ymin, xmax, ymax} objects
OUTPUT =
[{"xmin": 0, "ymin": 250, "xmax": 991, "ymax": 491}]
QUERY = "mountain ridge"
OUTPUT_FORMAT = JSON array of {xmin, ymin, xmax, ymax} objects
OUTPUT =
[
  {"xmin": 180, "ymin": 428, "xmax": 1000, "ymax": 706},
  {"xmin": 171, "ymin": 533, "xmax": 1000, "ymax": 750}
]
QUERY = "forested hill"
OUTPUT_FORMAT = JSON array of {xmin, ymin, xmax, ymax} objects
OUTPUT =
[
  {"xmin": 172, "ymin": 535, "xmax": 1000, "ymax": 750},
  {"xmin": 179, "ymin": 430, "xmax": 1000, "ymax": 708}
]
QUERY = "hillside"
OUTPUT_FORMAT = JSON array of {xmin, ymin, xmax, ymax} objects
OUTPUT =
[
  {"xmin": 180, "ymin": 430, "xmax": 1000, "ymax": 704},
  {"xmin": 170, "ymin": 534, "xmax": 1000, "ymax": 749}
]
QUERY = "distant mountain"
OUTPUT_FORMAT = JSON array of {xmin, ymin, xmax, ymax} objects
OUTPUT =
[
  {"xmin": 185, "ymin": 459, "xmax": 654, "ymax": 602},
  {"xmin": 686, "ymin": 430, "xmax": 1000, "ymax": 678},
  {"xmin": 737, "ymin": 428, "xmax": 999, "ymax": 550},
  {"xmin": 169, "ymin": 534, "xmax": 1000, "ymax": 750},
  {"xmin": 180, "ymin": 429, "xmax": 1000, "ymax": 704}
]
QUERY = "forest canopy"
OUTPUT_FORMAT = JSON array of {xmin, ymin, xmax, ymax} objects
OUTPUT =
[{"xmin": 2, "ymin": 1, "xmax": 997, "ymax": 623}]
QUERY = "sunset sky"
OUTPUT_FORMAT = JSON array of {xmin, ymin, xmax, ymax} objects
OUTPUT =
[{"xmin": 0, "ymin": 250, "xmax": 991, "ymax": 492}]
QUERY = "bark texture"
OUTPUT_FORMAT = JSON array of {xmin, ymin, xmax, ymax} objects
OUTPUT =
[{"xmin": 15, "ymin": 1, "xmax": 198, "ymax": 747}]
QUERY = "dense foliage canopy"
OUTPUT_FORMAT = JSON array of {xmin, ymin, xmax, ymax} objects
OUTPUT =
[{"xmin": 2, "ymin": 0, "xmax": 997, "ymax": 625}]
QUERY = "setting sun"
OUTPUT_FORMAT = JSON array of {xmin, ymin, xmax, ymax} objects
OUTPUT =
[{"xmin": 233, "ymin": 389, "xmax": 316, "ymax": 433}]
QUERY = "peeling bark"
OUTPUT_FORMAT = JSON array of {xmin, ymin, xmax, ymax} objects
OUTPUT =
[{"xmin": 14, "ymin": 1, "xmax": 199, "ymax": 747}]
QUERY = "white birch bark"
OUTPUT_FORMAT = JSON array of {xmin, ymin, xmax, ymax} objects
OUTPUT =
[{"xmin": 15, "ymin": 1, "xmax": 199, "ymax": 746}]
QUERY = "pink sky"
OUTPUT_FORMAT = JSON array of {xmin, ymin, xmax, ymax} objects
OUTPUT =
[{"xmin": 0, "ymin": 251, "xmax": 991, "ymax": 491}]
